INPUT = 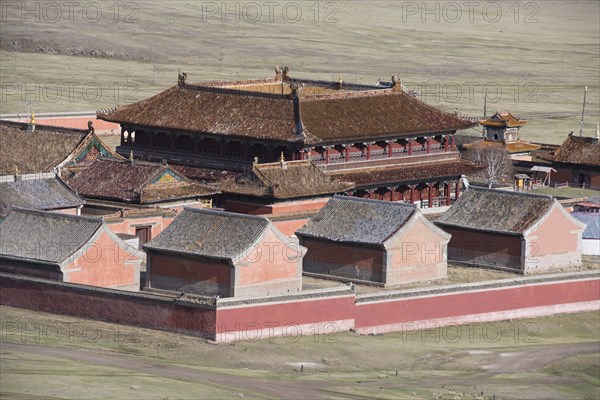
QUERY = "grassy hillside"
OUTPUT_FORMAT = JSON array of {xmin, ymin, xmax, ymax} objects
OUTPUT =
[
  {"xmin": 1, "ymin": 0, "xmax": 599, "ymax": 144},
  {"xmin": 1, "ymin": 306, "xmax": 599, "ymax": 399}
]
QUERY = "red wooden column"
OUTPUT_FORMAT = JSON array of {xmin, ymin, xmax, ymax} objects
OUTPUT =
[
  {"xmin": 450, "ymin": 134, "xmax": 455, "ymax": 150},
  {"xmin": 445, "ymin": 182, "xmax": 451, "ymax": 205},
  {"xmin": 325, "ymin": 146, "xmax": 330, "ymax": 164},
  {"xmin": 366, "ymin": 143, "xmax": 372, "ymax": 160},
  {"xmin": 427, "ymin": 183, "xmax": 434, "ymax": 207},
  {"xmin": 389, "ymin": 187, "xmax": 396, "ymax": 201},
  {"xmin": 345, "ymin": 144, "xmax": 350, "ymax": 162},
  {"xmin": 368, "ymin": 189, "xmax": 375, "ymax": 199},
  {"xmin": 388, "ymin": 141, "xmax": 393, "ymax": 158},
  {"xmin": 409, "ymin": 185, "xmax": 415, "ymax": 203},
  {"xmin": 408, "ymin": 139, "xmax": 413, "ymax": 156},
  {"xmin": 455, "ymin": 180, "xmax": 461, "ymax": 199},
  {"xmin": 426, "ymin": 136, "xmax": 431, "ymax": 154},
  {"xmin": 444, "ymin": 134, "xmax": 449, "ymax": 152}
]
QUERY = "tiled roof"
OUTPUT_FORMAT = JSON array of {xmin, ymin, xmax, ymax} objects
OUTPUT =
[
  {"xmin": 0, "ymin": 174, "xmax": 83, "ymax": 217},
  {"xmin": 463, "ymin": 140, "xmax": 541, "ymax": 154},
  {"xmin": 98, "ymin": 75, "xmax": 477, "ymax": 144},
  {"xmin": 328, "ymin": 160, "xmax": 483, "ymax": 187},
  {"xmin": 66, "ymin": 158, "xmax": 217, "ymax": 204},
  {"xmin": 0, "ymin": 121, "xmax": 87, "ymax": 174},
  {"xmin": 0, "ymin": 120, "xmax": 121, "ymax": 175},
  {"xmin": 480, "ymin": 111, "xmax": 527, "ymax": 128},
  {"xmin": 143, "ymin": 208, "xmax": 270, "ymax": 261},
  {"xmin": 0, "ymin": 208, "xmax": 102, "ymax": 265},
  {"xmin": 222, "ymin": 160, "xmax": 354, "ymax": 199},
  {"xmin": 537, "ymin": 134, "xmax": 600, "ymax": 166},
  {"xmin": 571, "ymin": 212, "xmax": 600, "ymax": 239},
  {"xmin": 435, "ymin": 188, "xmax": 555, "ymax": 234},
  {"xmin": 296, "ymin": 196, "xmax": 416, "ymax": 245}
]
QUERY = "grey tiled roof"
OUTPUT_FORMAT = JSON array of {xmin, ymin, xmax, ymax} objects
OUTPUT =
[
  {"xmin": 0, "ymin": 208, "xmax": 102, "ymax": 265},
  {"xmin": 436, "ymin": 188, "xmax": 555, "ymax": 234},
  {"xmin": 571, "ymin": 212, "xmax": 600, "ymax": 239},
  {"xmin": 143, "ymin": 208, "xmax": 270, "ymax": 261},
  {"xmin": 0, "ymin": 175, "xmax": 83, "ymax": 216},
  {"xmin": 295, "ymin": 196, "xmax": 417, "ymax": 245}
]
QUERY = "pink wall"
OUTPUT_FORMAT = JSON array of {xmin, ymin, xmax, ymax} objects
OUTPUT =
[
  {"xmin": 527, "ymin": 206, "xmax": 580, "ymax": 257},
  {"xmin": 62, "ymin": 231, "xmax": 140, "ymax": 290}
]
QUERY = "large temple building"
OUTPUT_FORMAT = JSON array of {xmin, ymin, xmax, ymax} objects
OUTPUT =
[{"xmin": 98, "ymin": 68, "xmax": 482, "ymax": 207}]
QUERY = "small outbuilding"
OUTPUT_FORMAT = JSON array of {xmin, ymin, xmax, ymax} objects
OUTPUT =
[
  {"xmin": 295, "ymin": 197, "xmax": 450, "ymax": 286},
  {"xmin": 0, "ymin": 208, "xmax": 141, "ymax": 290},
  {"xmin": 0, "ymin": 172, "xmax": 84, "ymax": 218},
  {"xmin": 143, "ymin": 208, "xmax": 305, "ymax": 297},
  {"xmin": 570, "ymin": 212, "xmax": 600, "ymax": 256},
  {"xmin": 435, "ymin": 188, "xmax": 585, "ymax": 273}
]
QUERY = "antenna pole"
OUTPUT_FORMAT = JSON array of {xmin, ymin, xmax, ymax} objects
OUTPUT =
[
  {"xmin": 483, "ymin": 89, "xmax": 488, "ymax": 135},
  {"xmin": 579, "ymin": 86, "xmax": 587, "ymax": 137}
]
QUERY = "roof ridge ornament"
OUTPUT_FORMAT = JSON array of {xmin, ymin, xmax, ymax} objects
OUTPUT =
[
  {"xmin": 391, "ymin": 75, "xmax": 401, "ymax": 91},
  {"xmin": 178, "ymin": 72, "xmax": 188, "ymax": 87}
]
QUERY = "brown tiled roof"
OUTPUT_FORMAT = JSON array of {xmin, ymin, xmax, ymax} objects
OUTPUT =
[
  {"xmin": 0, "ymin": 121, "xmax": 87, "ymax": 174},
  {"xmin": 143, "ymin": 208, "xmax": 270, "ymax": 262},
  {"xmin": 435, "ymin": 188, "xmax": 555, "ymax": 234},
  {"xmin": 0, "ymin": 120, "xmax": 121, "ymax": 175},
  {"xmin": 171, "ymin": 165, "xmax": 240, "ymax": 183},
  {"xmin": 328, "ymin": 160, "xmax": 483, "ymax": 187},
  {"xmin": 0, "ymin": 208, "xmax": 102, "ymax": 265},
  {"xmin": 66, "ymin": 158, "xmax": 217, "ymax": 204},
  {"xmin": 98, "ymin": 75, "xmax": 477, "ymax": 144},
  {"xmin": 0, "ymin": 174, "xmax": 83, "ymax": 217},
  {"xmin": 296, "ymin": 196, "xmax": 417, "ymax": 245},
  {"xmin": 463, "ymin": 139, "xmax": 541, "ymax": 154},
  {"xmin": 222, "ymin": 160, "xmax": 354, "ymax": 199},
  {"xmin": 537, "ymin": 134, "xmax": 600, "ymax": 166},
  {"xmin": 480, "ymin": 111, "xmax": 527, "ymax": 128}
]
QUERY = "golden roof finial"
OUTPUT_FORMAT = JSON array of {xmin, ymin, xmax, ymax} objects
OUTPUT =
[
  {"xmin": 129, "ymin": 150, "xmax": 134, "ymax": 163},
  {"xmin": 30, "ymin": 112, "xmax": 35, "ymax": 125},
  {"xmin": 280, "ymin": 151, "xmax": 285, "ymax": 163},
  {"xmin": 253, "ymin": 156, "xmax": 259, "ymax": 166}
]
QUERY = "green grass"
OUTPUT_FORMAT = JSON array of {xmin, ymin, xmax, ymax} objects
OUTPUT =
[
  {"xmin": 530, "ymin": 186, "xmax": 600, "ymax": 199},
  {"xmin": 1, "ymin": 306, "xmax": 599, "ymax": 399}
]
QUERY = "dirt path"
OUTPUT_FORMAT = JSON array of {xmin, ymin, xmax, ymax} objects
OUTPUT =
[
  {"xmin": 1, "ymin": 343, "xmax": 330, "ymax": 400},
  {"xmin": 482, "ymin": 342, "xmax": 600, "ymax": 374}
]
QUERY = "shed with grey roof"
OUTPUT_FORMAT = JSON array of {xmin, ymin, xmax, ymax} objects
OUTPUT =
[
  {"xmin": 0, "ymin": 208, "xmax": 141, "ymax": 290},
  {"xmin": 296, "ymin": 196, "xmax": 450, "ymax": 286},
  {"xmin": 0, "ymin": 173, "xmax": 83, "ymax": 217},
  {"xmin": 570, "ymin": 212, "xmax": 599, "ymax": 255},
  {"xmin": 143, "ymin": 208, "xmax": 305, "ymax": 297},
  {"xmin": 435, "ymin": 188, "xmax": 585, "ymax": 273}
]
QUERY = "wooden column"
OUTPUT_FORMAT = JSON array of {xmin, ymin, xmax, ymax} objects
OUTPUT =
[
  {"xmin": 450, "ymin": 134, "xmax": 455, "ymax": 150},
  {"xmin": 389, "ymin": 187, "xmax": 396, "ymax": 201},
  {"xmin": 409, "ymin": 185, "xmax": 415, "ymax": 203},
  {"xmin": 455, "ymin": 180, "xmax": 461, "ymax": 199},
  {"xmin": 426, "ymin": 136, "xmax": 431, "ymax": 154},
  {"xmin": 368, "ymin": 189, "xmax": 375, "ymax": 200},
  {"xmin": 444, "ymin": 134, "xmax": 449, "ymax": 152},
  {"xmin": 366, "ymin": 143, "xmax": 372, "ymax": 160},
  {"xmin": 428, "ymin": 183, "xmax": 434, "ymax": 207},
  {"xmin": 345, "ymin": 145, "xmax": 350, "ymax": 162},
  {"xmin": 325, "ymin": 146, "xmax": 330, "ymax": 164},
  {"xmin": 120, "ymin": 128, "xmax": 125, "ymax": 146},
  {"xmin": 445, "ymin": 182, "xmax": 451, "ymax": 205},
  {"xmin": 388, "ymin": 141, "xmax": 393, "ymax": 158},
  {"xmin": 408, "ymin": 139, "xmax": 413, "ymax": 156}
]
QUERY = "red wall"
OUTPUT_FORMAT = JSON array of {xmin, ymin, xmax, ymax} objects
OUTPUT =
[
  {"xmin": 354, "ymin": 279, "xmax": 600, "ymax": 329},
  {"xmin": 0, "ymin": 275, "xmax": 216, "ymax": 338},
  {"xmin": 1, "ymin": 273, "xmax": 598, "ymax": 342}
]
